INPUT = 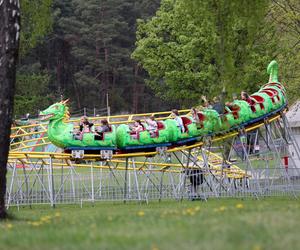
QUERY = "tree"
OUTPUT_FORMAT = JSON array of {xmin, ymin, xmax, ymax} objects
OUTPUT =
[
  {"xmin": 268, "ymin": 0, "xmax": 300, "ymax": 104},
  {"xmin": 19, "ymin": 0, "xmax": 52, "ymax": 55},
  {"xmin": 0, "ymin": 0, "xmax": 21, "ymax": 219},
  {"xmin": 14, "ymin": 71, "xmax": 51, "ymax": 117},
  {"xmin": 19, "ymin": 0, "xmax": 166, "ymax": 114},
  {"xmin": 13, "ymin": 0, "xmax": 170, "ymax": 115},
  {"xmin": 132, "ymin": 0, "xmax": 279, "ymax": 107},
  {"xmin": 11, "ymin": 0, "xmax": 53, "ymax": 117},
  {"xmin": 57, "ymin": 0, "xmax": 143, "ymax": 111}
]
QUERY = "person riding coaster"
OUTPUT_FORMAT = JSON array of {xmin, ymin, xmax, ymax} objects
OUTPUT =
[
  {"xmin": 94, "ymin": 119, "xmax": 111, "ymax": 140},
  {"xmin": 129, "ymin": 120, "xmax": 145, "ymax": 139},
  {"xmin": 145, "ymin": 115, "xmax": 158, "ymax": 138},
  {"xmin": 74, "ymin": 116, "xmax": 94, "ymax": 140}
]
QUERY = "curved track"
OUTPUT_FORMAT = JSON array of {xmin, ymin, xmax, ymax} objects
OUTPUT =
[{"xmin": 8, "ymin": 108, "xmax": 284, "ymax": 178}]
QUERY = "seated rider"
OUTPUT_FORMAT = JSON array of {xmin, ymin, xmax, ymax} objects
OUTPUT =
[
  {"xmin": 94, "ymin": 119, "xmax": 110, "ymax": 140},
  {"xmin": 191, "ymin": 108, "xmax": 201, "ymax": 129},
  {"xmin": 171, "ymin": 109, "xmax": 185, "ymax": 133},
  {"xmin": 212, "ymin": 96, "xmax": 224, "ymax": 115},
  {"xmin": 130, "ymin": 120, "xmax": 145, "ymax": 139},
  {"xmin": 213, "ymin": 88, "xmax": 226, "ymax": 115},
  {"xmin": 75, "ymin": 116, "xmax": 94, "ymax": 140},
  {"xmin": 145, "ymin": 115, "xmax": 158, "ymax": 137},
  {"xmin": 241, "ymin": 91, "xmax": 255, "ymax": 106},
  {"xmin": 79, "ymin": 116, "xmax": 94, "ymax": 133},
  {"xmin": 201, "ymin": 95, "xmax": 213, "ymax": 109}
]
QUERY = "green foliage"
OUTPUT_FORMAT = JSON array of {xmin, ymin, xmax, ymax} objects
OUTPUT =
[
  {"xmin": 20, "ymin": 0, "xmax": 53, "ymax": 55},
  {"xmin": 16, "ymin": 0, "xmax": 299, "ymax": 114},
  {"xmin": 268, "ymin": 0, "xmax": 300, "ymax": 104},
  {"xmin": 133, "ymin": 0, "xmax": 279, "ymax": 107},
  {"xmin": 14, "ymin": 0, "xmax": 53, "ymax": 116},
  {"xmin": 34, "ymin": 0, "xmax": 164, "ymax": 113},
  {"xmin": 14, "ymin": 72, "xmax": 51, "ymax": 116}
]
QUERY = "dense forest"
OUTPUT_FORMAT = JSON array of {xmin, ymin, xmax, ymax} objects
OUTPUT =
[{"xmin": 16, "ymin": 0, "xmax": 300, "ymax": 117}]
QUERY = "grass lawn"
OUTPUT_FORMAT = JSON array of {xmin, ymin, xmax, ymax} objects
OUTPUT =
[{"xmin": 1, "ymin": 197, "xmax": 299, "ymax": 250}]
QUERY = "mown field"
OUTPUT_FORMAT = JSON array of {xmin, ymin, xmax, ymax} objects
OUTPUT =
[{"xmin": 1, "ymin": 197, "xmax": 299, "ymax": 250}]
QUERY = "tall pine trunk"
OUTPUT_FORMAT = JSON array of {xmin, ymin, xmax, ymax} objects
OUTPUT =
[
  {"xmin": 132, "ymin": 64, "xmax": 139, "ymax": 113},
  {"xmin": 0, "ymin": 0, "xmax": 20, "ymax": 219}
]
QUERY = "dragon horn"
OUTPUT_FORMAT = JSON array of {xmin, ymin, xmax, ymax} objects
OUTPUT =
[{"xmin": 62, "ymin": 99, "xmax": 70, "ymax": 104}]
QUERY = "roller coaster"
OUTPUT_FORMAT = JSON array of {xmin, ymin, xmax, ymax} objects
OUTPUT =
[
  {"xmin": 38, "ymin": 61, "xmax": 286, "ymax": 153},
  {"xmin": 6, "ymin": 61, "xmax": 300, "ymax": 207}
]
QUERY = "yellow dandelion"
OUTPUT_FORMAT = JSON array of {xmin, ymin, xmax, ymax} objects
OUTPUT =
[
  {"xmin": 152, "ymin": 245, "xmax": 159, "ymax": 250},
  {"xmin": 185, "ymin": 208, "xmax": 195, "ymax": 216},
  {"xmin": 236, "ymin": 203, "xmax": 244, "ymax": 209},
  {"xmin": 219, "ymin": 206, "xmax": 226, "ymax": 212},
  {"xmin": 6, "ymin": 223, "xmax": 13, "ymax": 229},
  {"xmin": 54, "ymin": 212, "xmax": 61, "ymax": 217},
  {"xmin": 41, "ymin": 216, "xmax": 51, "ymax": 222},
  {"xmin": 31, "ymin": 222, "xmax": 42, "ymax": 227},
  {"xmin": 137, "ymin": 211, "xmax": 145, "ymax": 217},
  {"xmin": 252, "ymin": 244, "xmax": 262, "ymax": 250},
  {"xmin": 194, "ymin": 206, "xmax": 200, "ymax": 211}
]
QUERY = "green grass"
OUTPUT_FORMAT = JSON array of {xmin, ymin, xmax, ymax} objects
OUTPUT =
[{"xmin": 1, "ymin": 197, "xmax": 300, "ymax": 250}]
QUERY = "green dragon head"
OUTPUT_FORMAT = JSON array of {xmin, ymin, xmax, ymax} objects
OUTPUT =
[{"xmin": 39, "ymin": 100, "xmax": 70, "ymax": 122}]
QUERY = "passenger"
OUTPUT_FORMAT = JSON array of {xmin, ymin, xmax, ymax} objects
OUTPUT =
[
  {"xmin": 213, "ymin": 88, "xmax": 227, "ymax": 115},
  {"xmin": 191, "ymin": 108, "xmax": 201, "ymax": 129},
  {"xmin": 94, "ymin": 119, "xmax": 110, "ymax": 140},
  {"xmin": 75, "ymin": 116, "xmax": 94, "ymax": 140},
  {"xmin": 79, "ymin": 116, "xmax": 94, "ymax": 132},
  {"xmin": 145, "ymin": 115, "xmax": 158, "ymax": 137},
  {"xmin": 171, "ymin": 109, "xmax": 185, "ymax": 132},
  {"xmin": 212, "ymin": 96, "xmax": 223, "ymax": 114},
  {"xmin": 201, "ymin": 95, "xmax": 213, "ymax": 109},
  {"xmin": 241, "ymin": 91, "xmax": 255, "ymax": 106},
  {"xmin": 130, "ymin": 119, "xmax": 145, "ymax": 139}
]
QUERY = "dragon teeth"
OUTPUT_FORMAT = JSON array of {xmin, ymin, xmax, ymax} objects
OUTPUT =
[{"xmin": 40, "ymin": 114, "xmax": 53, "ymax": 120}]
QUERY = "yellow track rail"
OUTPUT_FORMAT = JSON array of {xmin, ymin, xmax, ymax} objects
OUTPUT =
[
  {"xmin": 195, "ymin": 150, "xmax": 250, "ymax": 179},
  {"xmin": 6, "ymin": 157, "xmax": 246, "ymax": 176}
]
